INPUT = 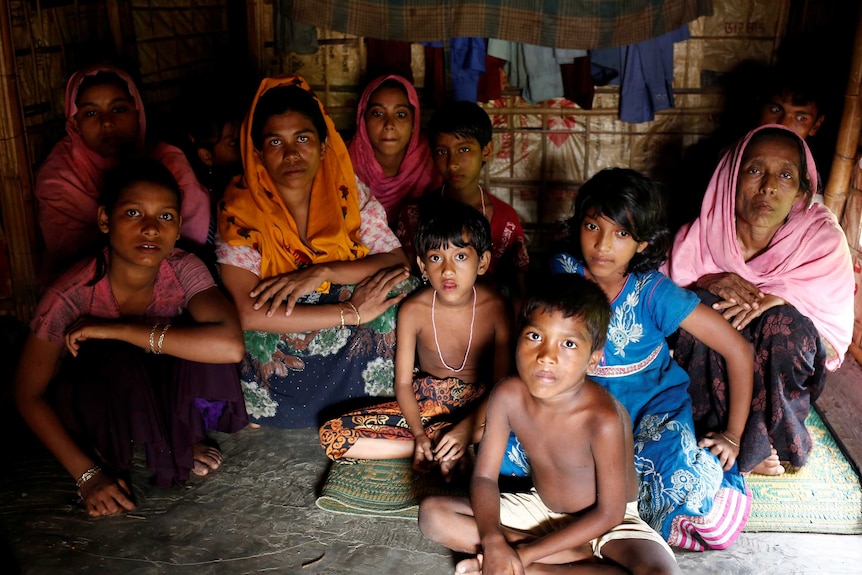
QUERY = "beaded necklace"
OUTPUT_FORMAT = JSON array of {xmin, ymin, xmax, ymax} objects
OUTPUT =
[{"xmin": 431, "ymin": 285, "xmax": 477, "ymax": 372}]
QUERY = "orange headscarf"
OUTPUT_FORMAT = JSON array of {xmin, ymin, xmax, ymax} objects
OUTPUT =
[{"xmin": 219, "ymin": 76, "xmax": 369, "ymax": 290}]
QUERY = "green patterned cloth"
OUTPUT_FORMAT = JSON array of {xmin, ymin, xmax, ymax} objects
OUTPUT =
[{"xmin": 745, "ymin": 408, "xmax": 862, "ymax": 534}]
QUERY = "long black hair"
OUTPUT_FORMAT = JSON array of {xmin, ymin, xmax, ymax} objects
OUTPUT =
[{"xmin": 563, "ymin": 168, "xmax": 671, "ymax": 274}]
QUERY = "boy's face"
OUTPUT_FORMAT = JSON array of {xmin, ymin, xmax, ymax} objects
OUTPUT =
[
  {"xmin": 759, "ymin": 94, "xmax": 824, "ymax": 140},
  {"xmin": 431, "ymin": 133, "xmax": 492, "ymax": 193},
  {"xmin": 516, "ymin": 308, "xmax": 603, "ymax": 400},
  {"xmin": 417, "ymin": 235, "xmax": 490, "ymax": 304}
]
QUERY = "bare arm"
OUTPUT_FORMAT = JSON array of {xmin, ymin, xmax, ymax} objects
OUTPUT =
[
  {"xmin": 680, "ymin": 303, "xmax": 754, "ymax": 469},
  {"xmin": 64, "ymin": 286, "xmax": 246, "ymax": 363},
  {"xmin": 393, "ymin": 302, "xmax": 433, "ymax": 471},
  {"xmin": 249, "ymin": 249, "xmax": 409, "ymax": 315},
  {"xmin": 14, "ymin": 335, "xmax": 135, "ymax": 516},
  {"xmin": 471, "ymin": 380, "xmax": 524, "ymax": 574},
  {"xmin": 220, "ymin": 262, "xmax": 409, "ymax": 333}
]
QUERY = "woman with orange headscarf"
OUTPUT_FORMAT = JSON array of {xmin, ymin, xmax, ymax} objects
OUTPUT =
[{"xmin": 216, "ymin": 77, "xmax": 413, "ymax": 428}]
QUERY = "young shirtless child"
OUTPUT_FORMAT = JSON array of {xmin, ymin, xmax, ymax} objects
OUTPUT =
[
  {"xmin": 419, "ymin": 274, "xmax": 681, "ymax": 574},
  {"xmin": 320, "ymin": 198, "xmax": 511, "ymax": 478}
]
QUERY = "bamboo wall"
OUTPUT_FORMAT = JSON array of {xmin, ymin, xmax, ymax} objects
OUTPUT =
[
  {"xmin": 248, "ymin": 0, "xmax": 790, "ymax": 256},
  {"xmin": 1, "ymin": 0, "xmax": 859, "ymax": 335}
]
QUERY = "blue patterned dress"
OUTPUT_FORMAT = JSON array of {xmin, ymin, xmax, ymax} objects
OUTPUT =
[{"xmin": 546, "ymin": 253, "xmax": 750, "ymax": 550}]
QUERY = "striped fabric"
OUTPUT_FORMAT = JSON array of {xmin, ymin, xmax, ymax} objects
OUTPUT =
[
  {"xmin": 289, "ymin": 0, "xmax": 713, "ymax": 49},
  {"xmin": 668, "ymin": 487, "xmax": 752, "ymax": 551}
]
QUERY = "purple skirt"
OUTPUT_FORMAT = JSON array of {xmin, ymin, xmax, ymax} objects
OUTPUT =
[{"xmin": 52, "ymin": 340, "xmax": 248, "ymax": 487}]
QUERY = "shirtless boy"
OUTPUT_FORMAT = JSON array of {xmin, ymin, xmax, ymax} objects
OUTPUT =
[
  {"xmin": 419, "ymin": 274, "xmax": 681, "ymax": 574},
  {"xmin": 320, "ymin": 197, "xmax": 511, "ymax": 478}
]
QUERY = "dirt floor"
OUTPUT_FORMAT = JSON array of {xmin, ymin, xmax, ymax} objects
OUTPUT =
[{"xmin": 1, "ymin": 317, "xmax": 861, "ymax": 574}]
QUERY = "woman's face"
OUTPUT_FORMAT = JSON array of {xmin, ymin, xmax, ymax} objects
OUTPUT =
[
  {"xmin": 72, "ymin": 83, "xmax": 140, "ymax": 157},
  {"xmin": 363, "ymin": 86, "xmax": 414, "ymax": 164},
  {"xmin": 256, "ymin": 111, "xmax": 325, "ymax": 196},
  {"xmin": 735, "ymin": 135, "xmax": 804, "ymax": 232}
]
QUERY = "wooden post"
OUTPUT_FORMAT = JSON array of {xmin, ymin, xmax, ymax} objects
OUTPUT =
[
  {"xmin": 0, "ymin": 0, "xmax": 40, "ymax": 319},
  {"xmin": 824, "ymin": 3, "xmax": 862, "ymax": 220}
]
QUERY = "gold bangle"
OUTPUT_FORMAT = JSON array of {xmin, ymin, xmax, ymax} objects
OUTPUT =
[
  {"xmin": 76, "ymin": 465, "xmax": 102, "ymax": 488},
  {"xmin": 720, "ymin": 431, "xmax": 740, "ymax": 449},
  {"xmin": 339, "ymin": 304, "xmax": 346, "ymax": 330},
  {"xmin": 346, "ymin": 302, "xmax": 361, "ymax": 325},
  {"xmin": 149, "ymin": 324, "xmax": 159, "ymax": 354},
  {"xmin": 156, "ymin": 324, "xmax": 171, "ymax": 355}
]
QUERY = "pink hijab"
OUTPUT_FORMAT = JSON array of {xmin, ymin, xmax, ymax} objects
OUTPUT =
[
  {"xmin": 35, "ymin": 64, "xmax": 210, "ymax": 276},
  {"xmin": 348, "ymin": 75, "xmax": 440, "ymax": 223},
  {"xmin": 665, "ymin": 124, "xmax": 854, "ymax": 370}
]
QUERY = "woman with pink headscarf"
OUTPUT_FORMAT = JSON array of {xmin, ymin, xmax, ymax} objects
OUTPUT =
[
  {"xmin": 348, "ymin": 75, "xmax": 440, "ymax": 224},
  {"xmin": 35, "ymin": 64, "xmax": 211, "ymax": 279},
  {"xmin": 665, "ymin": 124, "xmax": 853, "ymax": 475}
]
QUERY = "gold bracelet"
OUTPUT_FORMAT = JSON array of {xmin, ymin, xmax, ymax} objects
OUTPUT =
[
  {"xmin": 156, "ymin": 324, "xmax": 171, "ymax": 355},
  {"xmin": 149, "ymin": 324, "xmax": 160, "ymax": 353},
  {"xmin": 76, "ymin": 465, "xmax": 102, "ymax": 488},
  {"xmin": 720, "ymin": 431, "xmax": 740, "ymax": 449},
  {"xmin": 346, "ymin": 302, "xmax": 361, "ymax": 325},
  {"xmin": 339, "ymin": 304, "xmax": 346, "ymax": 330}
]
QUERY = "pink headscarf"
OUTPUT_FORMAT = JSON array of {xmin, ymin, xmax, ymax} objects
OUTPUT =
[
  {"xmin": 35, "ymin": 64, "xmax": 210, "ymax": 276},
  {"xmin": 665, "ymin": 124, "xmax": 854, "ymax": 370},
  {"xmin": 348, "ymin": 75, "xmax": 440, "ymax": 223}
]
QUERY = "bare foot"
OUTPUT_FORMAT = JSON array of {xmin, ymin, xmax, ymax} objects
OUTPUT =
[
  {"xmin": 192, "ymin": 442, "xmax": 222, "ymax": 477},
  {"xmin": 455, "ymin": 555, "xmax": 482, "ymax": 574},
  {"xmin": 748, "ymin": 448, "xmax": 785, "ymax": 476},
  {"xmin": 246, "ymin": 422, "xmax": 261, "ymax": 429}
]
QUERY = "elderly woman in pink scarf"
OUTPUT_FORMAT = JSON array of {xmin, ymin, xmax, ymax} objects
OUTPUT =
[
  {"xmin": 348, "ymin": 75, "xmax": 440, "ymax": 224},
  {"xmin": 35, "ymin": 64, "xmax": 210, "ymax": 279},
  {"xmin": 665, "ymin": 124, "xmax": 853, "ymax": 475}
]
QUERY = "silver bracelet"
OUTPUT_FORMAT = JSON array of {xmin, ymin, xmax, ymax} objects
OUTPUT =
[
  {"xmin": 156, "ymin": 324, "xmax": 171, "ymax": 355},
  {"xmin": 149, "ymin": 324, "xmax": 160, "ymax": 354},
  {"xmin": 76, "ymin": 465, "xmax": 102, "ymax": 488}
]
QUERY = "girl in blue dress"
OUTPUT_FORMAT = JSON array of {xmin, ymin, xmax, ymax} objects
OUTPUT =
[{"xmin": 547, "ymin": 168, "xmax": 753, "ymax": 550}]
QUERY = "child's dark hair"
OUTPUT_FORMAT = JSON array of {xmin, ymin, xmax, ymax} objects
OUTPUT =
[
  {"xmin": 414, "ymin": 196, "xmax": 492, "ymax": 259},
  {"xmin": 88, "ymin": 158, "xmax": 182, "ymax": 285},
  {"xmin": 75, "ymin": 71, "xmax": 132, "ymax": 104},
  {"xmin": 760, "ymin": 65, "xmax": 823, "ymax": 114},
  {"xmin": 564, "ymin": 168, "xmax": 671, "ymax": 274},
  {"xmin": 427, "ymin": 100, "xmax": 492, "ymax": 148},
  {"xmin": 250, "ymin": 84, "xmax": 327, "ymax": 150},
  {"xmin": 521, "ymin": 274, "xmax": 609, "ymax": 354}
]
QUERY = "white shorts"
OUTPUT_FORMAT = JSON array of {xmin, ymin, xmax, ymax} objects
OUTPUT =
[{"xmin": 498, "ymin": 489, "xmax": 675, "ymax": 559}]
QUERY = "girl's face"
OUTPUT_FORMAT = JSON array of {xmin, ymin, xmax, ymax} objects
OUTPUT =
[
  {"xmin": 98, "ymin": 181, "xmax": 181, "ymax": 269},
  {"xmin": 364, "ymin": 86, "xmax": 414, "ymax": 164},
  {"xmin": 72, "ymin": 83, "xmax": 140, "ymax": 157},
  {"xmin": 579, "ymin": 211, "xmax": 647, "ymax": 293},
  {"xmin": 735, "ymin": 135, "xmax": 804, "ymax": 233},
  {"xmin": 256, "ymin": 111, "xmax": 325, "ymax": 197}
]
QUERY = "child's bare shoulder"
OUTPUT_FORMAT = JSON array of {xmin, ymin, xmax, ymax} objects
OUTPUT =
[
  {"xmin": 582, "ymin": 379, "xmax": 629, "ymax": 428},
  {"xmin": 475, "ymin": 283, "xmax": 508, "ymax": 313}
]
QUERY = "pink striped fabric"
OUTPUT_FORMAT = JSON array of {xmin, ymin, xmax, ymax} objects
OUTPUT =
[{"xmin": 668, "ymin": 487, "xmax": 752, "ymax": 551}]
